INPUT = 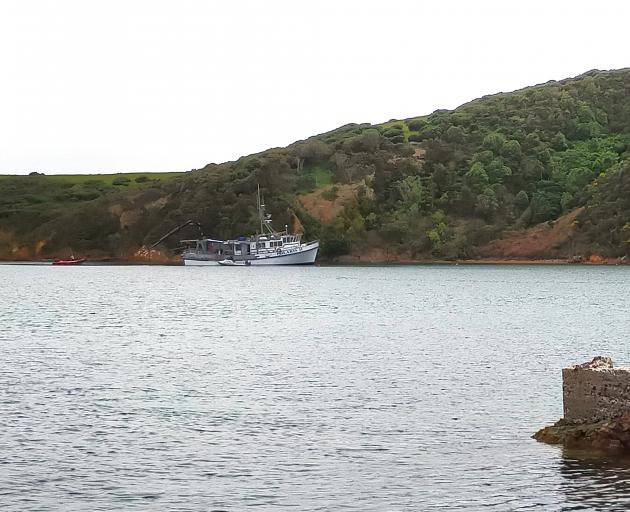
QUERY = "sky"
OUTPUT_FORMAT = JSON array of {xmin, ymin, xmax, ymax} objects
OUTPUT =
[{"xmin": 0, "ymin": 0, "xmax": 628, "ymax": 175}]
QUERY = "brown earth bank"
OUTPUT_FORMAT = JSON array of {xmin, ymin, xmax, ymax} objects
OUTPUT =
[
  {"xmin": 0, "ymin": 245, "xmax": 179, "ymax": 264},
  {"xmin": 534, "ymin": 414, "xmax": 630, "ymax": 453},
  {"xmin": 328, "ymin": 257, "xmax": 628, "ymax": 265},
  {"xmin": 476, "ymin": 208, "xmax": 583, "ymax": 259},
  {"xmin": 298, "ymin": 184, "xmax": 359, "ymax": 224}
]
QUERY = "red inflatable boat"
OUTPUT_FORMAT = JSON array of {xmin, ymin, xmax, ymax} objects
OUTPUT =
[{"xmin": 52, "ymin": 257, "xmax": 86, "ymax": 266}]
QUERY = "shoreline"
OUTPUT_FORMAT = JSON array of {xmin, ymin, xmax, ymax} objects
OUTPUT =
[{"xmin": 1, "ymin": 257, "xmax": 628, "ymax": 266}]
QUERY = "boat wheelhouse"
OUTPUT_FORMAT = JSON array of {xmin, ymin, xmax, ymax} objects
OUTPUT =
[{"xmin": 180, "ymin": 238, "xmax": 224, "ymax": 265}]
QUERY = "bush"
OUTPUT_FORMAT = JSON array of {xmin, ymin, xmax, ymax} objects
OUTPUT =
[
  {"xmin": 407, "ymin": 119, "xmax": 425, "ymax": 131},
  {"xmin": 321, "ymin": 186, "xmax": 339, "ymax": 201},
  {"xmin": 135, "ymin": 176, "xmax": 150, "ymax": 183},
  {"xmin": 515, "ymin": 190, "xmax": 529, "ymax": 210},
  {"xmin": 383, "ymin": 127, "xmax": 404, "ymax": 138},
  {"xmin": 113, "ymin": 177, "xmax": 131, "ymax": 186},
  {"xmin": 319, "ymin": 225, "xmax": 350, "ymax": 257},
  {"xmin": 296, "ymin": 174, "xmax": 316, "ymax": 191}
]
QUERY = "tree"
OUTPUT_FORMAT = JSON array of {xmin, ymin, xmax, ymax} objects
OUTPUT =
[
  {"xmin": 465, "ymin": 162, "xmax": 490, "ymax": 193},
  {"xmin": 515, "ymin": 190, "xmax": 529, "ymax": 211},
  {"xmin": 397, "ymin": 175, "xmax": 424, "ymax": 211},
  {"xmin": 426, "ymin": 210, "xmax": 447, "ymax": 252},
  {"xmin": 359, "ymin": 129, "xmax": 382, "ymax": 152},
  {"xmin": 472, "ymin": 150, "xmax": 494, "ymax": 165},
  {"xmin": 294, "ymin": 139, "xmax": 332, "ymax": 171},
  {"xmin": 501, "ymin": 140, "xmax": 522, "ymax": 162},
  {"xmin": 331, "ymin": 151, "xmax": 349, "ymax": 178},
  {"xmin": 561, "ymin": 191, "xmax": 573, "ymax": 211},
  {"xmin": 551, "ymin": 131, "xmax": 569, "ymax": 151},
  {"xmin": 408, "ymin": 119, "xmax": 425, "ymax": 131},
  {"xmin": 475, "ymin": 187, "xmax": 499, "ymax": 219},
  {"xmin": 566, "ymin": 167, "xmax": 594, "ymax": 192},
  {"xmin": 431, "ymin": 163, "xmax": 450, "ymax": 195},
  {"xmin": 530, "ymin": 189, "xmax": 562, "ymax": 223},
  {"xmin": 483, "ymin": 132, "xmax": 506, "ymax": 153},
  {"xmin": 486, "ymin": 158, "xmax": 512, "ymax": 184},
  {"xmin": 456, "ymin": 185, "xmax": 476, "ymax": 214},
  {"xmin": 445, "ymin": 125, "xmax": 466, "ymax": 143}
]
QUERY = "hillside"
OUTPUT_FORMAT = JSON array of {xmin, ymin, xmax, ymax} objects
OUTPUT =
[{"xmin": 2, "ymin": 68, "xmax": 630, "ymax": 262}]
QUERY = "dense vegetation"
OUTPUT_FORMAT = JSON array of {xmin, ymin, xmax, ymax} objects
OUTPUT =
[{"xmin": 1, "ymin": 68, "xmax": 630, "ymax": 260}]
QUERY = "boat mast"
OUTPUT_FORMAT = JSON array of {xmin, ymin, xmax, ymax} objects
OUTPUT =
[
  {"xmin": 257, "ymin": 184, "xmax": 275, "ymax": 235},
  {"xmin": 257, "ymin": 184, "xmax": 263, "ymax": 235}
]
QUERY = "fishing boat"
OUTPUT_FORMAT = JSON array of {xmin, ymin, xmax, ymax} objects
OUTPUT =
[
  {"xmin": 182, "ymin": 187, "xmax": 319, "ymax": 266},
  {"xmin": 52, "ymin": 257, "xmax": 86, "ymax": 266}
]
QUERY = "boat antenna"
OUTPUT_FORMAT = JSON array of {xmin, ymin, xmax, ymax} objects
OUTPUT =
[
  {"xmin": 257, "ymin": 184, "xmax": 264, "ymax": 235},
  {"xmin": 256, "ymin": 183, "xmax": 275, "ymax": 235}
]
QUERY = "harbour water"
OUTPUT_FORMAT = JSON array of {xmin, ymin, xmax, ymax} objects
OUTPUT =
[{"xmin": 2, "ymin": 264, "xmax": 630, "ymax": 511}]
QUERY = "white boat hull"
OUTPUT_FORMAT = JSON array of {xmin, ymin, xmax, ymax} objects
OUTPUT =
[
  {"xmin": 183, "ymin": 258, "xmax": 220, "ymax": 266},
  {"xmin": 248, "ymin": 244, "xmax": 318, "ymax": 265},
  {"xmin": 183, "ymin": 242, "xmax": 319, "ymax": 266}
]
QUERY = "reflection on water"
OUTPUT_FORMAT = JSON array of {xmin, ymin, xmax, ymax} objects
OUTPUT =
[
  {"xmin": 2, "ymin": 264, "xmax": 630, "ymax": 510},
  {"xmin": 560, "ymin": 450, "xmax": 630, "ymax": 511}
]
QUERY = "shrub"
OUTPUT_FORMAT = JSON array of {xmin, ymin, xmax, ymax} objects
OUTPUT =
[
  {"xmin": 296, "ymin": 174, "xmax": 316, "ymax": 191},
  {"xmin": 321, "ymin": 186, "xmax": 339, "ymax": 201},
  {"xmin": 407, "ymin": 119, "xmax": 425, "ymax": 131},
  {"xmin": 383, "ymin": 127, "xmax": 404, "ymax": 138}
]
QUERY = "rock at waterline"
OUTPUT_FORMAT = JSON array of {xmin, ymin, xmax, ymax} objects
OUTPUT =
[
  {"xmin": 534, "ymin": 414, "xmax": 630, "ymax": 453},
  {"xmin": 534, "ymin": 357, "xmax": 630, "ymax": 453}
]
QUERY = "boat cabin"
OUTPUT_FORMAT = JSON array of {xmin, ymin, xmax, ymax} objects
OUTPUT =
[
  {"xmin": 181, "ymin": 238, "xmax": 224, "ymax": 257},
  {"xmin": 220, "ymin": 233, "xmax": 303, "ymax": 259}
]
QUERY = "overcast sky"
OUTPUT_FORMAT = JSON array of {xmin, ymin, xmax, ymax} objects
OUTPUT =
[{"xmin": 0, "ymin": 0, "xmax": 628, "ymax": 175}]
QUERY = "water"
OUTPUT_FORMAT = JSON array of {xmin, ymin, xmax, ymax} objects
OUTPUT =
[{"xmin": 2, "ymin": 264, "xmax": 630, "ymax": 511}]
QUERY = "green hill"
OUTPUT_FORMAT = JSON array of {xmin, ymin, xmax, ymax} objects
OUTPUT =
[{"xmin": 2, "ymin": 68, "xmax": 630, "ymax": 262}]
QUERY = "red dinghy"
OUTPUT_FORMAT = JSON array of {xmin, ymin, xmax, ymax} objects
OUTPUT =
[{"xmin": 52, "ymin": 257, "xmax": 86, "ymax": 266}]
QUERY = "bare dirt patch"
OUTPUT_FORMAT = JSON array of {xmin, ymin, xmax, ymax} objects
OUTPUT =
[
  {"xmin": 299, "ymin": 184, "xmax": 358, "ymax": 224},
  {"xmin": 477, "ymin": 208, "xmax": 583, "ymax": 258}
]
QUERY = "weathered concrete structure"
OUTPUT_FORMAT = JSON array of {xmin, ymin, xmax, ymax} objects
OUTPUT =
[{"xmin": 563, "ymin": 357, "xmax": 630, "ymax": 422}]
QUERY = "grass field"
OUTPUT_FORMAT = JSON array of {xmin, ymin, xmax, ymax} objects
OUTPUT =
[
  {"xmin": 0, "ymin": 172, "xmax": 183, "ymax": 188},
  {"xmin": 0, "ymin": 172, "xmax": 185, "ymax": 214}
]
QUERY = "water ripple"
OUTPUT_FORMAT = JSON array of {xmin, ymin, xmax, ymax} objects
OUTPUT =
[{"xmin": 1, "ymin": 264, "xmax": 630, "ymax": 510}]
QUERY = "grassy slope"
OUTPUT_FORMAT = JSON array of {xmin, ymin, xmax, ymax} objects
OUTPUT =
[
  {"xmin": 0, "ymin": 172, "xmax": 182, "ymax": 186},
  {"xmin": 0, "ymin": 172, "xmax": 184, "ymax": 259},
  {"xmin": 49, "ymin": 172, "xmax": 181, "ymax": 185}
]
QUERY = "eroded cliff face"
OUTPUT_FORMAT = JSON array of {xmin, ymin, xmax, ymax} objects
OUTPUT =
[{"xmin": 0, "ymin": 230, "xmax": 46, "ymax": 260}]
